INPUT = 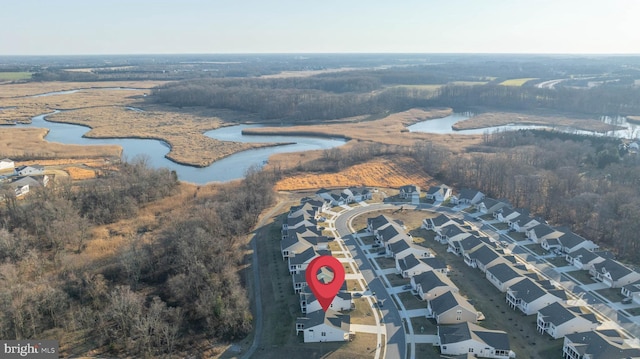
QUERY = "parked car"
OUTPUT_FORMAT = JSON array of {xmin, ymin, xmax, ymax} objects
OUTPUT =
[
  {"xmin": 622, "ymin": 297, "xmax": 633, "ymax": 304},
  {"xmin": 402, "ymin": 284, "xmax": 413, "ymax": 290}
]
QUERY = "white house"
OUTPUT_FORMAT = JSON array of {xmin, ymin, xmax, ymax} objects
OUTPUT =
[
  {"xmin": 557, "ymin": 231, "xmax": 599, "ymax": 254},
  {"xmin": 296, "ymin": 309, "xmax": 351, "ymax": 343},
  {"xmin": 525, "ymin": 223, "xmax": 563, "ymax": 244},
  {"xmin": 412, "ymin": 270, "xmax": 458, "ymax": 301},
  {"xmin": 468, "ymin": 245, "xmax": 504, "ymax": 272},
  {"xmin": 281, "ymin": 232, "xmax": 328, "ymax": 260},
  {"xmin": 486, "ymin": 263, "xmax": 524, "ymax": 292},
  {"xmin": 438, "ymin": 322, "xmax": 514, "ymax": 359},
  {"xmin": 565, "ymin": 248, "xmax": 613, "ymax": 270},
  {"xmin": 621, "ymin": 280, "xmax": 640, "ymax": 305},
  {"xmin": 476, "ymin": 198, "xmax": 510, "ymax": 214},
  {"xmin": 425, "ymin": 184, "xmax": 452, "ymax": 202},
  {"xmin": 505, "ymin": 277, "xmax": 567, "ymax": 315},
  {"xmin": 398, "ymin": 184, "xmax": 421, "ymax": 204},
  {"xmin": 15, "ymin": 165, "xmax": 44, "ymax": 177},
  {"xmin": 386, "ymin": 238, "xmax": 432, "ymax": 260},
  {"xmin": 300, "ymin": 289, "xmax": 353, "ymax": 314},
  {"xmin": 0, "ymin": 158, "xmax": 14, "ymax": 172},
  {"xmin": 427, "ymin": 290, "xmax": 480, "ymax": 324},
  {"xmin": 451, "ymin": 188, "xmax": 485, "ymax": 205},
  {"xmin": 537, "ymin": 302, "xmax": 599, "ymax": 339},
  {"xmin": 397, "ymin": 254, "xmax": 447, "ymax": 278},
  {"xmin": 589, "ymin": 258, "xmax": 640, "ymax": 288},
  {"xmin": 288, "ymin": 247, "xmax": 331, "ymax": 275},
  {"xmin": 563, "ymin": 330, "xmax": 640, "ymax": 359},
  {"xmin": 421, "ymin": 214, "xmax": 464, "ymax": 231}
]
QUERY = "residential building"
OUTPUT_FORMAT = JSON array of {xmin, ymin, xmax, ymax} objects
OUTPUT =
[
  {"xmin": 506, "ymin": 277, "xmax": 567, "ymax": 315},
  {"xmin": 486, "ymin": 263, "xmax": 524, "ymax": 292},
  {"xmin": 412, "ymin": 270, "xmax": 458, "ymax": 301},
  {"xmin": 537, "ymin": 302, "xmax": 599, "ymax": 339},
  {"xmin": 589, "ymin": 258, "xmax": 640, "ymax": 288},
  {"xmin": 426, "ymin": 184, "xmax": 452, "ymax": 202},
  {"xmin": 296, "ymin": 309, "xmax": 351, "ymax": 343},
  {"xmin": 563, "ymin": 330, "xmax": 640, "ymax": 359},
  {"xmin": 438, "ymin": 322, "xmax": 514, "ymax": 359},
  {"xmin": 427, "ymin": 290, "xmax": 480, "ymax": 324},
  {"xmin": 397, "ymin": 254, "xmax": 447, "ymax": 278}
]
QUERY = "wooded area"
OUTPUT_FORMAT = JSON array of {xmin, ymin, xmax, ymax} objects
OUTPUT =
[{"xmin": 0, "ymin": 160, "xmax": 276, "ymax": 357}]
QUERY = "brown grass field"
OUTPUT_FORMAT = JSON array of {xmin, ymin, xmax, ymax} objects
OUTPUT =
[
  {"xmin": 452, "ymin": 111, "xmax": 625, "ymax": 132},
  {"xmin": 274, "ymin": 155, "xmax": 436, "ymax": 191},
  {"xmin": 0, "ymin": 127, "xmax": 120, "ymax": 159}
]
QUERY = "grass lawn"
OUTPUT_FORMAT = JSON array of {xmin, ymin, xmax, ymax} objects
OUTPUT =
[
  {"xmin": 411, "ymin": 228, "xmax": 436, "ymax": 246},
  {"xmin": 508, "ymin": 231, "xmax": 528, "ymax": 241},
  {"xmin": 374, "ymin": 256, "xmax": 396, "ymax": 270},
  {"xmin": 414, "ymin": 343, "xmax": 440, "ymax": 358},
  {"xmin": 346, "ymin": 279, "xmax": 364, "ymax": 292},
  {"xmin": 524, "ymin": 244, "xmax": 547, "ymax": 256},
  {"xmin": 359, "ymin": 235, "xmax": 376, "ymax": 245},
  {"xmin": 480, "ymin": 213, "xmax": 495, "ymax": 220},
  {"xmin": 566, "ymin": 270, "xmax": 598, "ymax": 284},
  {"xmin": 397, "ymin": 291, "xmax": 426, "ymax": 310},
  {"xmin": 0, "ymin": 71, "xmax": 32, "ymax": 81},
  {"xmin": 385, "ymin": 273, "xmax": 409, "ymax": 287},
  {"xmin": 410, "ymin": 316, "xmax": 437, "ymax": 335},
  {"xmin": 596, "ymin": 288, "xmax": 626, "ymax": 302},
  {"xmin": 546, "ymin": 256, "xmax": 570, "ymax": 267},
  {"xmin": 350, "ymin": 297, "xmax": 376, "ymax": 325},
  {"xmin": 493, "ymin": 222, "xmax": 510, "ymax": 230},
  {"xmin": 625, "ymin": 307, "xmax": 640, "ymax": 316},
  {"xmin": 328, "ymin": 241, "xmax": 343, "ymax": 251}
]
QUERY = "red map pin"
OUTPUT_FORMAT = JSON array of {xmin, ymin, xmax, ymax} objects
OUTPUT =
[{"xmin": 305, "ymin": 255, "xmax": 346, "ymax": 312}]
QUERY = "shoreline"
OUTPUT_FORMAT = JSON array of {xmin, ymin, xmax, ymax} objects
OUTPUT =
[{"xmin": 451, "ymin": 112, "xmax": 627, "ymax": 133}]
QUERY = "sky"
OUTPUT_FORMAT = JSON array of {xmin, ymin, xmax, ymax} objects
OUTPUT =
[{"xmin": 2, "ymin": 0, "xmax": 640, "ymax": 55}]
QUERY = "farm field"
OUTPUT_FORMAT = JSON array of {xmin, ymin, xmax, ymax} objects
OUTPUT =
[
  {"xmin": 499, "ymin": 78, "xmax": 538, "ymax": 86},
  {"xmin": 0, "ymin": 71, "xmax": 32, "ymax": 81}
]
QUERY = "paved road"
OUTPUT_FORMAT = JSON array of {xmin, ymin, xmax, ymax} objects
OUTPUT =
[{"xmin": 334, "ymin": 203, "xmax": 406, "ymax": 359}]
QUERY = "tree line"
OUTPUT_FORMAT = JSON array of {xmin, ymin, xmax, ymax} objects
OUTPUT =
[{"xmin": 0, "ymin": 159, "xmax": 276, "ymax": 357}]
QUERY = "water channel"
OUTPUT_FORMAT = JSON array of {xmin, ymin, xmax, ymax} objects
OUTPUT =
[
  {"xmin": 10, "ymin": 87, "xmax": 638, "ymax": 183},
  {"xmin": 15, "ymin": 112, "xmax": 346, "ymax": 184}
]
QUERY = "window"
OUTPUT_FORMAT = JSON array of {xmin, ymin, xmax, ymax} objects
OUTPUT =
[
  {"xmin": 321, "ymin": 332, "xmax": 326, "ymax": 337},
  {"xmin": 442, "ymin": 346, "xmax": 447, "ymax": 350},
  {"xmin": 456, "ymin": 309, "xmax": 462, "ymax": 321},
  {"xmin": 469, "ymin": 348, "xmax": 474, "ymax": 353}
]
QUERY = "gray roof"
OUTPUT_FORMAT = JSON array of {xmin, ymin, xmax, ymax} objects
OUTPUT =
[
  {"xmin": 399, "ymin": 184, "xmax": 420, "ymax": 193},
  {"xmin": 528, "ymin": 223, "xmax": 559, "ymax": 238},
  {"xmin": 558, "ymin": 231, "xmax": 589, "ymax": 250},
  {"xmin": 565, "ymin": 330, "xmax": 640, "ymax": 359},
  {"xmin": 469, "ymin": 245, "xmax": 501, "ymax": 265},
  {"xmin": 459, "ymin": 236, "xmax": 486, "ymax": 252},
  {"xmin": 593, "ymin": 259, "xmax": 636, "ymax": 281},
  {"xmin": 439, "ymin": 322, "xmax": 510, "ymax": 351},
  {"xmin": 9, "ymin": 176, "xmax": 42, "ymax": 188},
  {"xmin": 479, "ymin": 197, "xmax": 509, "ymax": 212},
  {"xmin": 623, "ymin": 280, "xmax": 640, "ymax": 294},
  {"xmin": 389, "ymin": 239, "xmax": 411, "ymax": 253},
  {"xmin": 568, "ymin": 248, "xmax": 614, "ymax": 263},
  {"xmin": 487, "ymin": 263, "xmax": 522, "ymax": 283},
  {"xmin": 378, "ymin": 224, "xmax": 405, "ymax": 242},
  {"xmin": 414, "ymin": 271, "xmax": 457, "ymax": 291},
  {"xmin": 440, "ymin": 224, "xmax": 466, "ymax": 238},
  {"xmin": 368, "ymin": 214, "xmax": 394, "ymax": 231},
  {"xmin": 538, "ymin": 302, "xmax": 599, "ymax": 326},
  {"xmin": 508, "ymin": 277, "xmax": 566, "ymax": 303},
  {"xmin": 289, "ymin": 247, "xmax": 330, "ymax": 265},
  {"xmin": 458, "ymin": 188, "xmax": 483, "ymax": 201},
  {"xmin": 296, "ymin": 309, "xmax": 350, "ymax": 332},
  {"xmin": 430, "ymin": 290, "xmax": 475, "ymax": 315},
  {"xmin": 427, "ymin": 184, "xmax": 450, "ymax": 195},
  {"xmin": 430, "ymin": 214, "xmax": 453, "ymax": 227}
]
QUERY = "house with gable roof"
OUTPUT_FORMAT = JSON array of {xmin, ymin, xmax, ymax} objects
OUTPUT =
[
  {"xmin": 427, "ymin": 290, "xmax": 480, "ymax": 324},
  {"xmin": 589, "ymin": 258, "xmax": 640, "ymax": 288},
  {"xmin": 437, "ymin": 322, "xmax": 514, "ymax": 359},
  {"xmin": 296, "ymin": 309, "xmax": 351, "ymax": 343},
  {"xmin": 397, "ymin": 254, "xmax": 447, "ymax": 278},
  {"xmin": 557, "ymin": 230, "xmax": 599, "ymax": 254},
  {"xmin": 411, "ymin": 270, "xmax": 458, "ymax": 301},
  {"xmin": 300, "ymin": 287, "xmax": 353, "ymax": 313},
  {"xmin": 398, "ymin": 184, "xmax": 420, "ymax": 203},
  {"xmin": 563, "ymin": 330, "xmax": 640, "ymax": 359},
  {"xmin": 476, "ymin": 197, "xmax": 510, "ymax": 215},
  {"xmin": 467, "ymin": 244, "xmax": 503, "ymax": 272},
  {"xmin": 426, "ymin": 184, "xmax": 452, "ymax": 202},
  {"xmin": 621, "ymin": 280, "xmax": 640, "ymax": 304},
  {"xmin": 288, "ymin": 247, "xmax": 331, "ymax": 275},
  {"xmin": 451, "ymin": 188, "xmax": 485, "ymax": 206},
  {"xmin": 537, "ymin": 302, "xmax": 599, "ymax": 339},
  {"xmin": 565, "ymin": 248, "xmax": 613, "ymax": 270},
  {"xmin": 526, "ymin": 223, "xmax": 563, "ymax": 244},
  {"xmin": 506, "ymin": 277, "xmax": 567, "ymax": 315},
  {"xmin": 486, "ymin": 263, "xmax": 524, "ymax": 292}
]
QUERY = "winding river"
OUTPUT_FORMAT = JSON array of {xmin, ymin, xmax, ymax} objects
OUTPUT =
[{"xmin": 16, "ymin": 112, "xmax": 346, "ymax": 184}]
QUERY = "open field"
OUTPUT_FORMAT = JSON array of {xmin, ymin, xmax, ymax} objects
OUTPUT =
[
  {"xmin": 451, "ymin": 111, "xmax": 626, "ymax": 132},
  {"xmin": 0, "ymin": 127, "xmax": 120, "ymax": 160},
  {"xmin": 0, "ymin": 72, "xmax": 32, "ymax": 81},
  {"xmin": 499, "ymin": 78, "xmax": 538, "ymax": 86},
  {"xmin": 0, "ymin": 80, "xmax": 164, "ymax": 98},
  {"xmin": 274, "ymin": 156, "xmax": 436, "ymax": 191}
]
